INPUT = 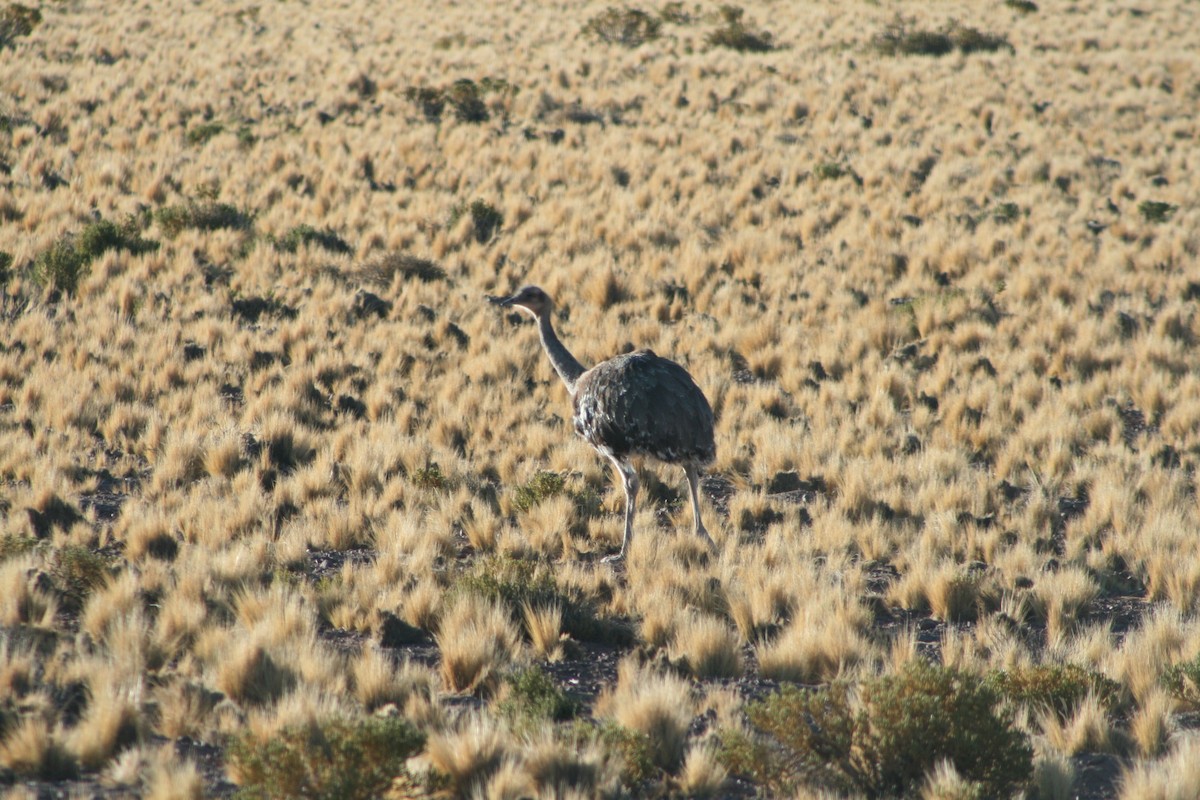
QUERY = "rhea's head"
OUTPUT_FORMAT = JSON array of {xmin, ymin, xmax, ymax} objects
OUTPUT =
[{"xmin": 488, "ymin": 285, "xmax": 553, "ymax": 318}]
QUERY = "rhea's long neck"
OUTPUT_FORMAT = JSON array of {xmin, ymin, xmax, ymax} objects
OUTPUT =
[{"xmin": 536, "ymin": 312, "xmax": 586, "ymax": 395}]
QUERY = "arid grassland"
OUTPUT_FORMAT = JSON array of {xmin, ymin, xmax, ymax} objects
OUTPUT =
[{"xmin": 2, "ymin": 0, "xmax": 1200, "ymax": 797}]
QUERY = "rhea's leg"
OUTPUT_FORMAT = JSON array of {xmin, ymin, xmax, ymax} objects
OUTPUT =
[
  {"xmin": 603, "ymin": 457, "xmax": 638, "ymax": 563},
  {"xmin": 685, "ymin": 465, "xmax": 715, "ymax": 550}
]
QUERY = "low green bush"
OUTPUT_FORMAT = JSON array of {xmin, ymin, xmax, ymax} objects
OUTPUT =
[
  {"xmin": 1139, "ymin": 200, "xmax": 1176, "ymax": 223},
  {"xmin": 583, "ymin": 7, "xmax": 662, "ymax": 48},
  {"xmin": 227, "ymin": 716, "xmax": 424, "ymax": 800},
  {"xmin": 272, "ymin": 224, "xmax": 352, "ymax": 255},
  {"xmin": 988, "ymin": 663, "xmax": 1121, "ymax": 720},
  {"xmin": 0, "ymin": 3, "xmax": 41, "ymax": 49},
  {"xmin": 872, "ymin": 17, "xmax": 1011, "ymax": 57},
  {"xmin": 706, "ymin": 5, "xmax": 773, "ymax": 53},
  {"xmin": 512, "ymin": 471, "xmax": 566, "ymax": 513},
  {"xmin": 155, "ymin": 200, "xmax": 254, "ymax": 238},
  {"xmin": 495, "ymin": 665, "xmax": 579, "ymax": 724},
  {"xmin": 1164, "ymin": 654, "xmax": 1200, "ymax": 708},
  {"xmin": 454, "ymin": 555, "xmax": 624, "ymax": 643},
  {"xmin": 186, "ymin": 121, "xmax": 223, "ymax": 145},
  {"xmin": 449, "ymin": 199, "xmax": 504, "ymax": 243},
  {"xmin": 720, "ymin": 661, "xmax": 1033, "ymax": 797},
  {"xmin": 32, "ymin": 217, "xmax": 158, "ymax": 294}
]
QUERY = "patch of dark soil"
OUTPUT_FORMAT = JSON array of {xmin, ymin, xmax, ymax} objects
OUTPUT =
[
  {"xmin": 1070, "ymin": 752, "xmax": 1125, "ymax": 800},
  {"xmin": 1082, "ymin": 596, "xmax": 1150, "ymax": 640},
  {"xmin": 540, "ymin": 641, "xmax": 625, "ymax": 708},
  {"xmin": 318, "ymin": 627, "xmax": 369, "ymax": 654},
  {"xmin": 175, "ymin": 736, "xmax": 238, "ymax": 797},
  {"xmin": 78, "ymin": 469, "xmax": 140, "ymax": 523},
  {"xmin": 700, "ymin": 474, "xmax": 734, "ymax": 517},
  {"xmin": 306, "ymin": 547, "xmax": 375, "ymax": 581},
  {"xmin": 1114, "ymin": 401, "xmax": 1156, "ymax": 447}
]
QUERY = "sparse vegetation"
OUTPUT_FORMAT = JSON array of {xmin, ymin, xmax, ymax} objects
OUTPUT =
[
  {"xmin": 495, "ymin": 665, "xmax": 579, "ymax": 724},
  {"xmin": 872, "ymin": 16, "xmax": 1011, "ymax": 57},
  {"xmin": 706, "ymin": 5, "xmax": 773, "ymax": 52},
  {"xmin": 449, "ymin": 198, "xmax": 504, "ymax": 243},
  {"xmin": 2, "ymin": 0, "xmax": 1197, "ymax": 795},
  {"xmin": 32, "ymin": 217, "xmax": 159, "ymax": 294},
  {"xmin": 989, "ymin": 664, "xmax": 1122, "ymax": 720},
  {"xmin": 404, "ymin": 77, "xmax": 515, "ymax": 124},
  {"xmin": 226, "ymin": 716, "xmax": 424, "ymax": 799},
  {"xmin": 154, "ymin": 200, "xmax": 254, "ymax": 237},
  {"xmin": 0, "ymin": 3, "xmax": 40, "ymax": 49},
  {"xmin": 583, "ymin": 6, "xmax": 663, "ymax": 48},
  {"xmin": 271, "ymin": 224, "xmax": 352, "ymax": 255},
  {"xmin": 512, "ymin": 470, "xmax": 566, "ymax": 512},
  {"xmin": 720, "ymin": 662, "xmax": 1033, "ymax": 796},
  {"xmin": 1139, "ymin": 200, "xmax": 1177, "ymax": 223},
  {"xmin": 185, "ymin": 121, "xmax": 223, "ymax": 146}
]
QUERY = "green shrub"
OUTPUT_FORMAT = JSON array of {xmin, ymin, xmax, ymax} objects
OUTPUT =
[
  {"xmin": 236, "ymin": 125, "xmax": 257, "ymax": 148},
  {"xmin": 512, "ymin": 471, "xmax": 566, "ymax": 513},
  {"xmin": 1005, "ymin": 0, "xmax": 1038, "ymax": 12},
  {"xmin": 404, "ymin": 86, "xmax": 446, "ymax": 122},
  {"xmin": 50, "ymin": 546, "xmax": 113, "ymax": 614},
  {"xmin": 872, "ymin": 17, "xmax": 1010, "ymax": 57},
  {"xmin": 411, "ymin": 461, "xmax": 449, "ymax": 490},
  {"xmin": 720, "ymin": 662, "xmax": 1033, "ymax": 797},
  {"xmin": 814, "ymin": 161, "xmax": 846, "ymax": 181},
  {"xmin": 988, "ymin": 664, "xmax": 1121, "ymax": 720},
  {"xmin": 607, "ymin": 725, "xmax": 658, "ymax": 785},
  {"xmin": 583, "ymin": 6, "xmax": 663, "ymax": 48},
  {"xmin": 495, "ymin": 665, "xmax": 578, "ymax": 724},
  {"xmin": 454, "ymin": 556, "xmax": 622, "ymax": 643},
  {"xmin": 449, "ymin": 199, "xmax": 504, "ymax": 243},
  {"xmin": 950, "ymin": 22, "xmax": 1013, "ymax": 55},
  {"xmin": 445, "ymin": 79, "xmax": 489, "ymax": 123},
  {"xmin": 272, "ymin": 224, "xmax": 352, "ymax": 255},
  {"xmin": 0, "ymin": 3, "xmax": 41, "ymax": 49},
  {"xmin": 155, "ymin": 200, "xmax": 254, "ymax": 238},
  {"xmin": 32, "ymin": 218, "xmax": 159, "ymax": 294},
  {"xmin": 0, "ymin": 250, "xmax": 11, "ymax": 282},
  {"xmin": 1163, "ymin": 655, "xmax": 1200, "ymax": 708},
  {"xmin": 706, "ymin": 5, "xmax": 773, "ymax": 53},
  {"xmin": 186, "ymin": 121, "xmax": 223, "ymax": 145},
  {"xmin": 659, "ymin": 2, "xmax": 692, "ymax": 25},
  {"xmin": 0, "ymin": 534, "xmax": 40, "ymax": 561},
  {"xmin": 404, "ymin": 78, "xmax": 514, "ymax": 124},
  {"xmin": 227, "ymin": 716, "xmax": 424, "ymax": 800},
  {"xmin": 360, "ymin": 252, "xmax": 446, "ymax": 286},
  {"xmin": 1139, "ymin": 200, "xmax": 1176, "ymax": 223},
  {"xmin": 992, "ymin": 202, "xmax": 1021, "ymax": 223}
]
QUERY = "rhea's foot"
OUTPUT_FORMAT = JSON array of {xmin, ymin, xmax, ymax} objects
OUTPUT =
[{"xmin": 601, "ymin": 551, "xmax": 626, "ymax": 564}]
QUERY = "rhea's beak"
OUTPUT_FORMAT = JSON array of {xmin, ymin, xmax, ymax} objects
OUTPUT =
[{"xmin": 487, "ymin": 293, "xmax": 516, "ymax": 308}]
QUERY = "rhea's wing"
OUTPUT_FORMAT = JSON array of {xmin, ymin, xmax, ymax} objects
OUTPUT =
[{"xmin": 573, "ymin": 350, "xmax": 715, "ymax": 465}]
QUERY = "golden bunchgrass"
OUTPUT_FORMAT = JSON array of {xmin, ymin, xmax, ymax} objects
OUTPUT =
[
  {"xmin": 596, "ymin": 659, "xmax": 694, "ymax": 773},
  {"xmin": 3, "ymin": 0, "xmax": 1200, "ymax": 791},
  {"xmin": 436, "ymin": 594, "xmax": 523, "ymax": 695}
]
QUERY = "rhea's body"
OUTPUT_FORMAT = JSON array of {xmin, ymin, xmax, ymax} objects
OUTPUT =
[{"xmin": 489, "ymin": 286, "xmax": 716, "ymax": 562}]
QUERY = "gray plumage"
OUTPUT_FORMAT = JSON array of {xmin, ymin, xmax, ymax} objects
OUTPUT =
[
  {"xmin": 488, "ymin": 285, "xmax": 716, "ymax": 562},
  {"xmin": 573, "ymin": 349, "xmax": 715, "ymax": 466}
]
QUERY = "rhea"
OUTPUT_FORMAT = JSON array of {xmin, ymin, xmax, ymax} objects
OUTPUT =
[{"xmin": 489, "ymin": 285, "xmax": 716, "ymax": 562}]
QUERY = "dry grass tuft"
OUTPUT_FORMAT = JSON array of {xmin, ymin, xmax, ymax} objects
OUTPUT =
[
  {"xmin": 436, "ymin": 593, "xmax": 523, "ymax": 695},
  {"xmin": 1118, "ymin": 734, "xmax": 1200, "ymax": 800},
  {"xmin": 670, "ymin": 612, "xmax": 743, "ymax": 679},
  {"xmin": 596, "ymin": 659, "xmax": 694, "ymax": 774},
  {"xmin": 424, "ymin": 715, "xmax": 508, "ymax": 797}
]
